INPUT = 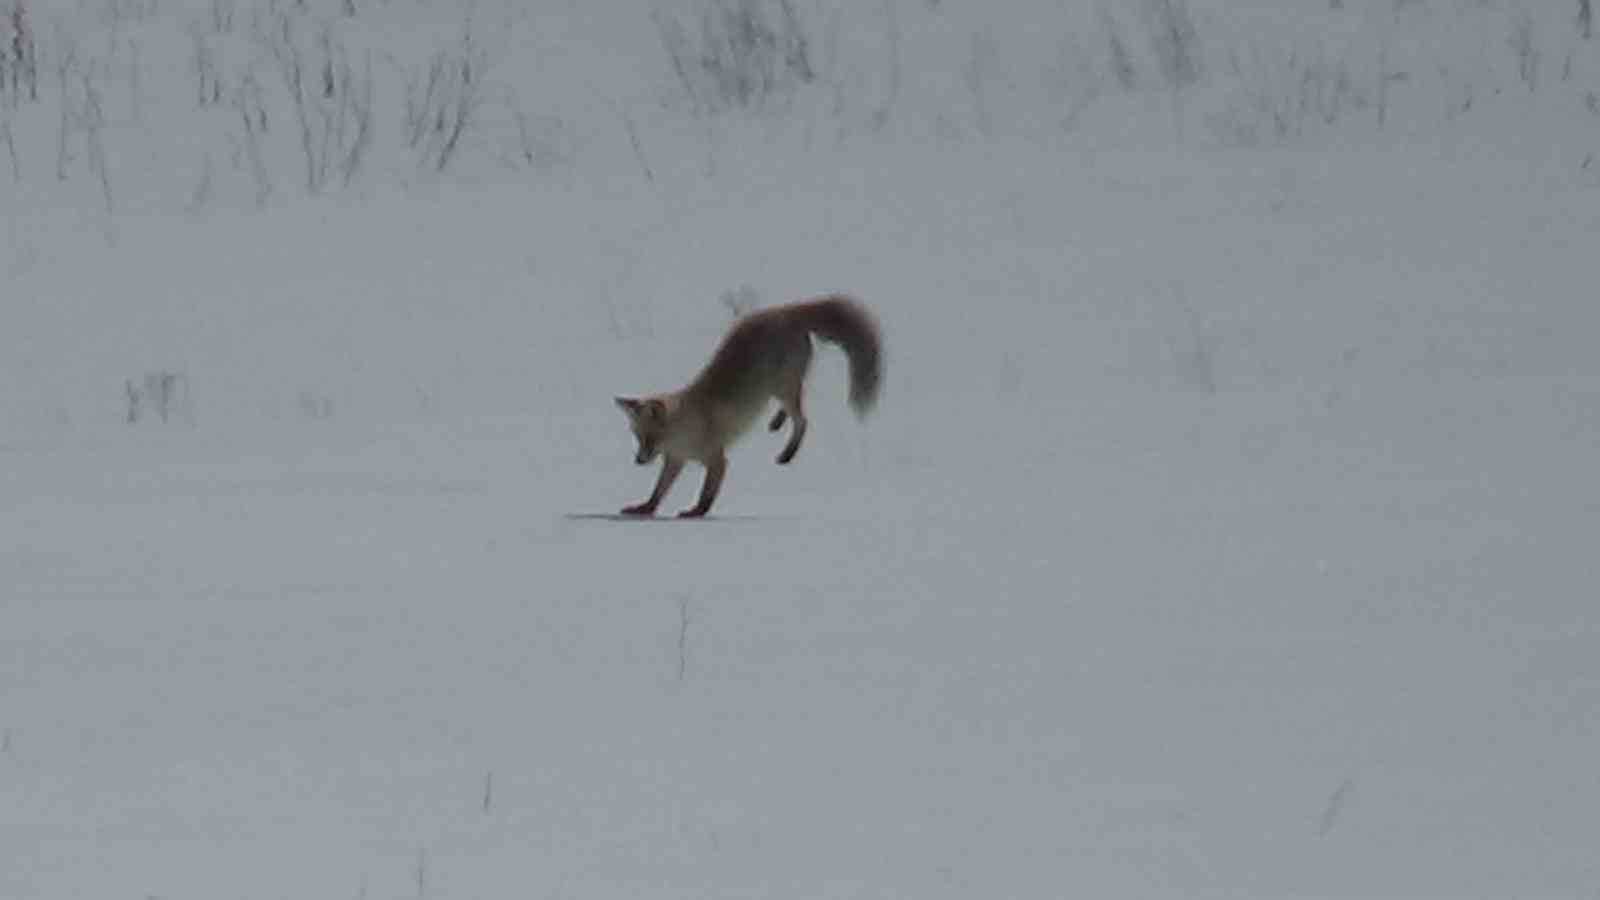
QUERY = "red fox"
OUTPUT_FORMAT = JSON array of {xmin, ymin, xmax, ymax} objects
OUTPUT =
[{"xmin": 614, "ymin": 294, "xmax": 882, "ymax": 517}]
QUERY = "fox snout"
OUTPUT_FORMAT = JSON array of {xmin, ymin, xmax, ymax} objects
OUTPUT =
[{"xmin": 617, "ymin": 396, "xmax": 667, "ymax": 466}]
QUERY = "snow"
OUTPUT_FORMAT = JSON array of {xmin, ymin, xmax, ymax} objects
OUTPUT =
[{"xmin": 4, "ymin": 0, "xmax": 1600, "ymax": 897}]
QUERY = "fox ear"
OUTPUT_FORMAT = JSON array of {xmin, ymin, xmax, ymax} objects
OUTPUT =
[{"xmin": 616, "ymin": 396, "xmax": 665, "ymax": 421}]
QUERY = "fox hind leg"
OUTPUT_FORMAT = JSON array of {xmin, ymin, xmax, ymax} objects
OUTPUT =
[
  {"xmin": 775, "ymin": 339, "xmax": 813, "ymax": 465},
  {"xmin": 775, "ymin": 382, "xmax": 807, "ymax": 465}
]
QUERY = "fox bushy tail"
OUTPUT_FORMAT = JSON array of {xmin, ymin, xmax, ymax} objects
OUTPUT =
[{"xmin": 792, "ymin": 294, "xmax": 883, "ymax": 417}]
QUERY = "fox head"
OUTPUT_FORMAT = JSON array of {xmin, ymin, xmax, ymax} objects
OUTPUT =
[{"xmin": 615, "ymin": 396, "xmax": 668, "ymax": 464}]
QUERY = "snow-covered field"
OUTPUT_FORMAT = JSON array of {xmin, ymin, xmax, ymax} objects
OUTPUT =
[{"xmin": 4, "ymin": 1, "xmax": 1600, "ymax": 897}]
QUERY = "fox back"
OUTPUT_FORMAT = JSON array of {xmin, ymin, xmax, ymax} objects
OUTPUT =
[{"xmin": 687, "ymin": 294, "xmax": 882, "ymax": 418}]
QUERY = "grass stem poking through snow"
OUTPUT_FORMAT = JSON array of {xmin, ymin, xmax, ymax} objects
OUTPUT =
[
  {"xmin": 615, "ymin": 100, "xmax": 654, "ymax": 184},
  {"xmin": 0, "ymin": 113, "xmax": 16, "ymax": 180},
  {"xmin": 677, "ymin": 594, "xmax": 692, "ymax": 682},
  {"xmin": 653, "ymin": 0, "xmax": 816, "ymax": 115},
  {"xmin": 1318, "ymin": 772, "xmax": 1359, "ymax": 837},
  {"xmin": 263, "ymin": 11, "xmax": 373, "ymax": 192}
]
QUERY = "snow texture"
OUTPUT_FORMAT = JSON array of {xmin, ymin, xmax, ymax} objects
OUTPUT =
[{"xmin": 4, "ymin": 0, "xmax": 1599, "ymax": 897}]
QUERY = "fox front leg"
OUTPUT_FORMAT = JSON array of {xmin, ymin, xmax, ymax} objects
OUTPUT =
[
  {"xmin": 678, "ymin": 454, "xmax": 726, "ymax": 518},
  {"xmin": 622, "ymin": 457, "xmax": 684, "ymax": 516}
]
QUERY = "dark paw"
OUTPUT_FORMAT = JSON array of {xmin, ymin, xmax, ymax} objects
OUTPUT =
[
  {"xmin": 621, "ymin": 504, "xmax": 656, "ymax": 516},
  {"xmin": 677, "ymin": 507, "xmax": 709, "ymax": 518}
]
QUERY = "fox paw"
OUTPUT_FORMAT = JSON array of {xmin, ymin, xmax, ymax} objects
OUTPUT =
[
  {"xmin": 620, "ymin": 504, "xmax": 656, "ymax": 516},
  {"xmin": 677, "ymin": 507, "xmax": 709, "ymax": 519}
]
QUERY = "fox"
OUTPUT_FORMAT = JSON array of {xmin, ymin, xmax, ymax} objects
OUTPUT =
[{"xmin": 613, "ymin": 293, "xmax": 883, "ymax": 518}]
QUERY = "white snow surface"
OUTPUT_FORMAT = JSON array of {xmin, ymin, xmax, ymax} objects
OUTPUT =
[{"xmin": 4, "ymin": 0, "xmax": 1600, "ymax": 897}]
